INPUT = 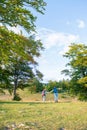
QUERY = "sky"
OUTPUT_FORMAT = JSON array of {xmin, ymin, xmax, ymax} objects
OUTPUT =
[
  {"xmin": 8, "ymin": 0, "xmax": 87, "ymax": 83},
  {"xmin": 33, "ymin": 0, "xmax": 87, "ymax": 82}
]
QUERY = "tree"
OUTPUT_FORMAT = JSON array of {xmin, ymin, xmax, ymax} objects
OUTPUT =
[
  {"xmin": 29, "ymin": 78, "xmax": 43, "ymax": 93},
  {"xmin": 0, "ymin": 0, "xmax": 46, "ymax": 32},
  {"xmin": 0, "ymin": 32, "xmax": 44, "ymax": 100},
  {"xmin": 0, "ymin": 0, "xmax": 46, "ymax": 63},
  {"xmin": 62, "ymin": 43, "xmax": 87, "ymax": 100},
  {"xmin": 47, "ymin": 80, "xmax": 59, "ymax": 91},
  {"xmin": 0, "ymin": 0, "xmax": 46, "ymax": 99},
  {"xmin": 58, "ymin": 79, "xmax": 70, "ymax": 93}
]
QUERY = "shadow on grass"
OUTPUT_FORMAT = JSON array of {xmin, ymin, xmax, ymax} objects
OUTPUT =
[
  {"xmin": 0, "ymin": 101, "xmax": 42, "ymax": 105},
  {"xmin": 0, "ymin": 100, "xmax": 72, "ymax": 105}
]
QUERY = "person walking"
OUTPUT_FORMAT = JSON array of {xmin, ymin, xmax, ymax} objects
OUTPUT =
[
  {"xmin": 42, "ymin": 88, "xmax": 46, "ymax": 102},
  {"xmin": 53, "ymin": 87, "xmax": 58, "ymax": 102}
]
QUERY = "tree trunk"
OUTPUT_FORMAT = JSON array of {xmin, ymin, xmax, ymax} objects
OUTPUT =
[{"xmin": 13, "ymin": 76, "xmax": 18, "ymax": 99}]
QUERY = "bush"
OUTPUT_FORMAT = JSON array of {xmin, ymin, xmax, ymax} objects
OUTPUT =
[
  {"xmin": 12, "ymin": 93, "xmax": 21, "ymax": 101},
  {"xmin": 78, "ymin": 93, "xmax": 87, "ymax": 101}
]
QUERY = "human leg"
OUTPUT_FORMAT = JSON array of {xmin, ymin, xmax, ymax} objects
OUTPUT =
[
  {"xmin": 54, "ymin": 93, "xmax": 58, "ymax": 102},
  {"xmin": 42, "ymin": 96, "xmax": 46, "ymax": 102}
]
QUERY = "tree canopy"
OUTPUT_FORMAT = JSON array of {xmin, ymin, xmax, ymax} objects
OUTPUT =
[
  {"xmin": 0, "ymin": 0, "xmax": 46, "ymax": 32},
  {"xmin": 0, "ymin": 0, "xmax": 46, "ymax": 100},
  {"xmin": 0, "ymin": 0, "xmax": 46, "ymax": 63},
  {"xmin": 62, "ymin": 43, "xmax": 87, "ymax": 100}
]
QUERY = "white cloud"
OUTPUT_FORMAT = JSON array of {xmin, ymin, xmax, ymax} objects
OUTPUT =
[
  {"xmin": 77, "ymin": 20, "xmax": 85, "ymax": 29},
  {"xmin": 36, "ymin": 27, "xmax": 80, "ymax": 53},
  {"xmin": 43, "ymin": 70, "xmax": 60, "ymax": 81},
  {"xmin": 38, "ymin": 60, "xmax": 69, "ymax": 82},
  {"xmin": 35, "ymin": 27, "xmax": 81, "ymax": 82}
]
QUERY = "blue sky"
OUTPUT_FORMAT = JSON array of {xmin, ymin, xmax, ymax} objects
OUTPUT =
[
  {"xmin": 34, "ymin": 0, "xmax": 87, "ymax": 82},
  {"xmin": 8, "ymin": 0, "xmax": 87, "ymax": 82}
]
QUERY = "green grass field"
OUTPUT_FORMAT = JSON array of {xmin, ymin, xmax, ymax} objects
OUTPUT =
[{"xmin": 0, "ymin": 89, "xmax": 87, "ymax": 130}]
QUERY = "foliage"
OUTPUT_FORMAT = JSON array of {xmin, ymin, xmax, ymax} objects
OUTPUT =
[
  {"xmin": 62, "ymin": 43, "xmax": 87, "ymax": 100},
  {"xmin": 0, "ymin": 26, "xmax": 44, "ymax": 63},
  {"xmin": 12, "ymin": 93, "xmax": 21, "ymax": 101},
  {"xmin": 46, "ymin": 80, "xmax": 70, "ymax": 93},
  {"xmin": 28, "ymin": 78, "xmax": 43, "ymax": 93},
  {"xmin": 46, "ymin": 80, "xmax": 58, "ymax": 91},
  {"xmin": 0, "ymin": 0, "xmax": 46, "ymax": 32},
  {"xmin": 0, "ymin": 0, "xmax": 46, "ymax": 100},
  {"xmin": 0, "ymin": 32, "xmax": 44, "ymax": 99}
]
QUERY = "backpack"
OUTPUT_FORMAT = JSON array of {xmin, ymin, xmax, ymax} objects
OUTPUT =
[{"xmin": 42, "ymin": 90, "xmax": 46, "ymax": 96}]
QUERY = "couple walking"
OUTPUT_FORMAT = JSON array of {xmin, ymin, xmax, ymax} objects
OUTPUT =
[{"xmin": 42, "ymin": 87, "xmax": 58, "ymax": 102}]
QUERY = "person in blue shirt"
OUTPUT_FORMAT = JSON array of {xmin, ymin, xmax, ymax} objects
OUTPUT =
[{"xmin": 53, "ymin": 87, "xmax": 58, "ymax": 102}]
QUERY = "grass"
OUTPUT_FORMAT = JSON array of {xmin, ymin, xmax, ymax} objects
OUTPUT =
[{"xmin": 0, "ymin": 89, "xmax": 87, "ymax": 130}]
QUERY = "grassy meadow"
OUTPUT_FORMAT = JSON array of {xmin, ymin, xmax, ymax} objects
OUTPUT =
[{"xmin": 0, "ymin": 89, "xmax": 87, "ymax": 130}]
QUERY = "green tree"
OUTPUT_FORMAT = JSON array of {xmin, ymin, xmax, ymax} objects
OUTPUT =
[
  {"xmin": 0, "ymin": 32, "xmax": 44, "ymax": 100},
  {"xmin": 29, "ymin": 78, "xmax": 43, "ymax": 93},
  {"xmin": 62, "ymin": 43, "xmax": 87, "ymax": 100},
  {"xmin": 47, "ymin": 80, "xmax": 59, "ymax": 91},
  {"xmin": 0, "ymin": 0, "xmax": 46, "ymax": 32},
  {"xmin": 0, "ymin": 0, "xmax": 46, "ymax": 99},
  {"xmin": 58, "ymin": 79, "xmax": 70, "ymax": 93},
  {"xmin": 0, "ymin": 0, "xmax": 46, "ymax": 63}
]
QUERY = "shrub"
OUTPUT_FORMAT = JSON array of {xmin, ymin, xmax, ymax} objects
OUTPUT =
[{"xmin": 12, "ymin": 93, "xmax": 21, "ymax": 101}]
